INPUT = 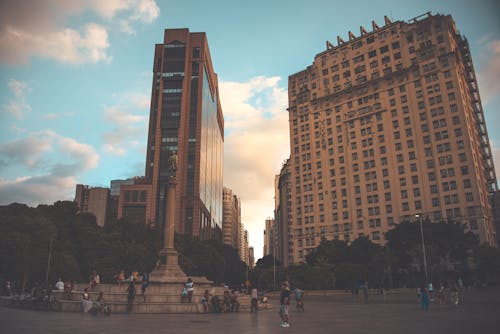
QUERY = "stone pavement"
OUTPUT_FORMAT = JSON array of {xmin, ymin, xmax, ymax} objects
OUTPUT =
[{"xmin": 1, "ymin": 289, "xmax": 499, "ymax": 334}]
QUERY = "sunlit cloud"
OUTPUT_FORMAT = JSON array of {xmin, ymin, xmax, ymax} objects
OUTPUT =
[
  {"xmin": 220, "ymin": 75, "xmax": 289, "ymax": 258},
  {"xmin": 477, "ymin": 39, "xmax": 500, "ymax": 103},
  {"xmin": 101, "ymin": 92, "xmax": 149, "ymax": 156},
  {"xmin": 0, "ymin": 0, "xmax": 160, "ymax": 64}
]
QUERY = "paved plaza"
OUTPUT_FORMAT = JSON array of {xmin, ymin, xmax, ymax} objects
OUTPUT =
[{"xmin": 1, "ymin": 289, "xmax": 499, "ymax": 334}]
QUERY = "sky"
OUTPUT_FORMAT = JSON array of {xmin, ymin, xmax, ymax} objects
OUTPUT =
[{"xmin": 1, "ymin": 0, "xmax": 499, "ymax": 260}]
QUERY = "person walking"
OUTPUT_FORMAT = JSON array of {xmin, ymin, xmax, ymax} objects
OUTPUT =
[
  {"xmin": 126, "ymin": 282, "xmax": 136, "ymax": 313},
  {"xmin": 279, "ymin": 282, "xmax": 291, "ymax": 328}
]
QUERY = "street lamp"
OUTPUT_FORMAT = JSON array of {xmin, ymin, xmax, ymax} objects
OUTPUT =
[{"xmin": 415, "ymin": 214, "xmax": 428, "ymax": 285}]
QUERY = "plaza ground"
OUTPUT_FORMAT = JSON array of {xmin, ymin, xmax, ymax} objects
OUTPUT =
[{"xmin": 1, "ymin": 288, "xmax": 499, "ymax": 334}]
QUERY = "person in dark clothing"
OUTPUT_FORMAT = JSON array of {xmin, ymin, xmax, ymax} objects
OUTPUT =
[
  {"xmin": 126, "ymin": 282, "xmax": 136, "ymax": 313},
  {"xmin": 279, "ymin": 282, "xmax": 291, "ymax": 327}
]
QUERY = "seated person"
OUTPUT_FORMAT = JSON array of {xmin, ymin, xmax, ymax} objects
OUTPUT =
[
  {"xmin": 82, "ymin": 288, "xmax": 93, "ymax": 313},
  {"xmin": 180, "ymin": 287, "xmax": 188, "ymax": 303}
]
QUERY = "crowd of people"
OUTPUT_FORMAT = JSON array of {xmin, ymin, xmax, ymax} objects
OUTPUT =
[{"xmin": 417, "ymin": 278, "xmax": 466, "ymax": 311}]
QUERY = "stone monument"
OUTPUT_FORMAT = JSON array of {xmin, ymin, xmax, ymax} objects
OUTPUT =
[{"xmin": 149, "ymin": 152, "xmax": 187, "ymax": 282}]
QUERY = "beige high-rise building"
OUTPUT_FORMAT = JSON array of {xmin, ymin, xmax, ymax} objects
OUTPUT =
[
  {"xmin": 275, "ymin": 159, "xmax": 292, "ymax": 266},
  {"xmin": 223, "ymin": 187, "xmax": 241, "ymax": 251},
  {"xmin": 75, "ymin": 184, "xmax": 110, "ymax": 227},
  {"xmin": 285, "ymin": 13, "xmax": 497, "ymax": 264}
]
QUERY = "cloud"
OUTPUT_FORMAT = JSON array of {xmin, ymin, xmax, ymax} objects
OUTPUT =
[
  {"xmin": 2, "ymin": 79, "xmax": 31, "ymax": 118},
  {"xmin": 491, "ymin": 140, "xmax": 500, "ymax": 181},
  {"xmin": 0, "ymin": 0, "xmax": 160, "ymax": 64},
  {"xmin": 0, "ymin": 175, "xmax": 77, "ymax": 206},
  {"xmin": 42, "ymin": 112, "xmax": 76, "ymax": 120},
  {"xmin": 477, "ymin": 39, "xmax": 500, "ymax": 103},
  {"xmin": 219, "ymin": 76, "xmax": 289, "ymax": 258},
  {"xmin": 101, "ymin": 92, "xmax": 149, "ymax": 155},
  {"xmin": 0, "ymin": 131, "xmax": 99, "ymax": 205}
]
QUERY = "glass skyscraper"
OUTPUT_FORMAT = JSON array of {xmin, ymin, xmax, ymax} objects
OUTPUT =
[{"xmin": 145, "ymin": 28, "xmax": 224, "ymax": 239}]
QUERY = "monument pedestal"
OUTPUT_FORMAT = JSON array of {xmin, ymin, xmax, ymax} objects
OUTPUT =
[{"xmin": 149, "ymin": 248, "xmax": 188, "ymax": 283}]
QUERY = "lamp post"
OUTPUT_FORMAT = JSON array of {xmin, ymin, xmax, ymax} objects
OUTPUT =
[{"xmin": 415, "ymin": 214, "xmax": 428, "ymax": 285}]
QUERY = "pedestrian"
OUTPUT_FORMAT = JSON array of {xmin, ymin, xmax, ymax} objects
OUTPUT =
[
  {"xmin": 250, "ymin": 286, "xmax": 258, "ymax": 313},
  {"xmin": 420, "ymin": 285, "xmax": 429, "ymax": 311},
  {"xmin": 185, "ymin": 278, "xmax": 194, "ymax": 303},
  {"xmin": 362, "ymin": 280, "xmax": 369, "ymax": 304},
  {"xmin": 126, "ymin": 281, "xmax": 136, "ymax": 313},
  {"xmin": 223, "ymin": 290, "xmax": 231, "ymax": 312},
  {"xmin": 230, "ymin": 290, "xmax": 240, "ymax": 312},
  {"xmin": 55, "ymin": 278, "xmax": 64, "ymax": 291},
  {"xmin": 279, "ymin": 282, "xmax": 291, "ymax": 328},
  {"xmin": 428, "ymin": 282, "xmax": 434, "ymax": 302},
  {"xmin": 294, "ymin": 287, "xmax": 304, "ymax": 311},
  {"xmin": 5, "ymin": 281, "xmax": 12, "ymax": 296},
  {"xmin": 438, "ymin": 282, "xmax": 446, "ymax": 304},
  {"xmin": 141, "ymin": 272, "xmax": 149, "ymax": 302}
]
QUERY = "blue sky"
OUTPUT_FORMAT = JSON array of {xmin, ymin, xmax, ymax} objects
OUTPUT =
[{"xmin": 1, "ymin": 0, "xmax": 499, "ymax": 260}]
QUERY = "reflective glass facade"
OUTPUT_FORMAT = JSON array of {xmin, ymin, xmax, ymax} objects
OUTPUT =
[{"xmin": 200, "ymin": 68, "xmax": 223, "ymax": 236}]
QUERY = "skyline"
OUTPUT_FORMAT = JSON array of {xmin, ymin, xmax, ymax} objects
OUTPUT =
[{"xmin": 1, "ymin": 0, "xmax": 500, "ymax": 260}]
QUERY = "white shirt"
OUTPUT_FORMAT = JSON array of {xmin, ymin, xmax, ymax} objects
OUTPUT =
[
  {"xmin": 251, "ymin": 289, "xmax": 258, "ymax": 299},
  {"xmin": 55, "ymin": 281, "xmax": 64, "ymax": 290}
]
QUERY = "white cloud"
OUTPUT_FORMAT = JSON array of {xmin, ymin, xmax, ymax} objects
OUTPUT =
[
  {"xmin": 0, "ymin": 175, "xmax": 77, "ymax": 206},
  {"xmin": 219, "ymin": 76, "xmax": 289, "ymax": 259},
  {"xmin": 477, "ymin": 39, "xmax": 500, "ymax": 103},
  {"xmin": 2, "ymin": 79, "xmax": 32, "ymax": 118},
  {"xmin": 490, "ymin": 140, "xmax": 500, "ymax": 182},
  {"xmin": 0, "ymin": 0, "xmax": 160, "ymax": 64},
  {"xmin": 0, "ymin": 130, "xmax": 99, "ymax": 205},
  {"xmin": 101, "ymin": 92, "xmax": 149, "ymax": 155},
  {"xmin": 42, "ymin": 112, "xmax": 76, "ymax": 120}
]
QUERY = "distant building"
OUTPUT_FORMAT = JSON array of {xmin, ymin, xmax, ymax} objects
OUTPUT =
[
  {"xmin": 248, "ymin": 247, "xmax": 255, "ymax": 269},
  {"xmin": 223, "ymin": 187, "xmax": 241, "ymax": 251},
  {"xmin": 240, "ymin": 228, "xmax": 250, "ymax": 266},
  {"xmin": 74, "ymin": 184, "xmax": 110, "ymax": 227},
  {"xmin": 284, "ymin": 13, "xmax": 497, "ymax": 263},
  {"xmin": 275, "ymin": 159, "xmax": 292, "ymax": 265},
  {"xmin": 110, "ymin": 178, "xmax": 135, "ymax": 196},
  {"xmin": 263, "ymin": 218, "xmax": 275, "ymax": 257},
  {"xmin": 117, "ymin": 177, "xmax": 154, "ymax": 224}
]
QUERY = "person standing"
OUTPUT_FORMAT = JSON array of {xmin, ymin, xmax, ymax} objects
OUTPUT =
[
  {"xmin": 294, "ymin": 287, "xmax": 304, "ymax": 311},
  {"xmin": 362, "ymin": 280, "xmax": 369, "ymax": 304},
  {"xmin": 279, "ymin": 282, "xmax": 291, "ymax": 328},
  {"xmin": 141, "ymin": 272, "xmax": 149, "ymax": 302},
  {"xmin": 420, "ymin": 285, "xmax": 430, "ymax": 311},
  {"xmin": 126, "ymin": 282, "xmax": 136, "ymax": 313},
  {"xmin": 250, "ymin": 287, "xmax": 258, "ymax": 313},
  {"xmin": 185, "ymin": 278, "xmax": 194, "ymax": 303}
]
